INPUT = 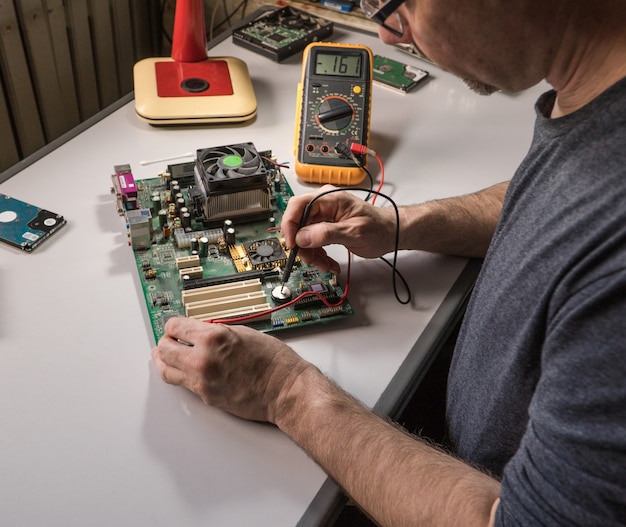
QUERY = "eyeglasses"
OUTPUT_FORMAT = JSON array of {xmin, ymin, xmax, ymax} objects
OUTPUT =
[{"xmin": 360, "ymin": 0, "xmax": 406, "ymax": 38}]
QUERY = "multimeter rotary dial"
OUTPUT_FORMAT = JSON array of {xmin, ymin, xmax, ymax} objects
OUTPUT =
[{"xmin": 314, "ymin": 96, "xmax": 354, "ymax": 131}]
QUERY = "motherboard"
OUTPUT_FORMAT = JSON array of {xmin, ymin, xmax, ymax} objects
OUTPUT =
[{"xmin": 110, "ymin": 142, "xmax": 353, "ymax": 342}]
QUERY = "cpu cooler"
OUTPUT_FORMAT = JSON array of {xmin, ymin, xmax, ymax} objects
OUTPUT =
[
  {"xmin": 193, "ymin": 142, "xmax": 271, "ymax": 226},
  {"xmin": 245, "ymin": 238, "xmax": 287, "ymax": 269}
]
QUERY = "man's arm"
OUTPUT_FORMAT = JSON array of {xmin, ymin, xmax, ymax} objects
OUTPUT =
[
  {"xmin": 275, "ymin": 363, "xmax": 501, "ymax": 527},
  {"xmin": 153, "ymin": 319, "xmax": 501, "ymax": 527},
  {"xmin": 395, "ymin": 181, "xmax": 509, "ymax": 257}
]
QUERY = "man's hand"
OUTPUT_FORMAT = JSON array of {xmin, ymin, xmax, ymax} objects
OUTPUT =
[
  {"xmin": 281, "ymin": 184, "xmax": 398, "ymax": 274},
  {"xmin": 151, "ymin": 317, "xmax": 309, "ymax": 423}
]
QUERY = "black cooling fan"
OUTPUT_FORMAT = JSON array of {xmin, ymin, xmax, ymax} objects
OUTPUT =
[
  {"xmin": 245, "ymin": 238, "xmax": 287, "ymax": 269},
  {"xmin": 193, "ymin": 142, "xmax": 271, "ymax": 226}
]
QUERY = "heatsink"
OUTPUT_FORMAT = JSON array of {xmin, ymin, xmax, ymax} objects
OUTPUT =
[{"xmin": 193, "ymin": 142, "xmax": 271, "ymax": 226}]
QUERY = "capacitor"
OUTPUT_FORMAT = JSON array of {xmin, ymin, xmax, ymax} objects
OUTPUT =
[
  {"xmin": 158, "ymin": 209, "xmax": 168, "ymax": 228},
  {"xmin": 223, "ymin": 219, "xmax": 233, "ymax": 233},
  {"xmin": 274, "ymin": 176, "xmax": 281, "ymax": 192},
  {"xmin": 176, "ymin": 197, "xmax": 186, "ymax": 213},
  {"xmin": 162, "ymin": 224, "xmax": 171, "ymax": 239},
  {"xmin": 199, "ymin": 236, "xmax": 209, "ymax": 258},
  {"xmin": 151, "ymin": 194, "xmax": 161, "ymax": 215},
  {"xmin": 225, "ymin": 226, "xmax": 236, "ymax": 246},
  {"xmin": 190, "ymin": 237, "xmax": 199, "ymax": 253},
  {"xmin": 169, "ymin": 179, "xmax": 178, "ymax": 191},
  {"xmin": 181, "ymin": 211, "xmax": 192, "ymax": 230},
  {"xmin": 268, "ymin": 216, "xmax": 276, "ymax": 228}
]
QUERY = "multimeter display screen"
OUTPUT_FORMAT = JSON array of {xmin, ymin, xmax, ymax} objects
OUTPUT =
[{"xmin": 314, "ymin": 52, "xmax": 362, "ymax": 77}]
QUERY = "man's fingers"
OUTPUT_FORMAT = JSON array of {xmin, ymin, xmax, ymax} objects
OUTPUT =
[
  {"xmin": 154, "ymin": 326, "xmax": 200, "ymax": 371},
  {"xmin": 297, "ymin": 248, "xmax": 341, "ymax": 275},
  {"xmin": 162, "ymin": 316, "xmax": 201, "ymax": 344},
  {"xmin": 152, "ymin": 347, "xmax": 186, "ymax": 386}
]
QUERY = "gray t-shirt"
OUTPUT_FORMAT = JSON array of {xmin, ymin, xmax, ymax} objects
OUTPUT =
[{"xmin": 447, "ymin": 77, "xmax": 626, "ymax": 525}]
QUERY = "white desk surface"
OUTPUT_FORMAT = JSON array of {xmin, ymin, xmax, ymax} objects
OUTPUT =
[{"xmin": 0, "ymin": 22, "xmax": 546, "ymax": 527}]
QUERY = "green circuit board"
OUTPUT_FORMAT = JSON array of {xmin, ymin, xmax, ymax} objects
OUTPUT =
[
  {"xmin": 111, "ymin": 146, "xmax": 353, "ymax": 342},
  {"xmin": 373, "ymin": 54, "xmax": 429, "ymax": 93},
  {"xmin": 232, "ymin": 6, "xmax": 333, "ymax": 62}
]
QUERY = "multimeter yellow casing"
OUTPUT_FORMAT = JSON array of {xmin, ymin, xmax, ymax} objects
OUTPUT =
[{"xmin": 294, "ymin": 42, "xmax": 373, "ymax": 185}]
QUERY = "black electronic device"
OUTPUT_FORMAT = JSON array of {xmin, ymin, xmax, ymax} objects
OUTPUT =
[
  {"xmin": 294, "ymin": 42, "xmax": 373, "ymax": 185},
  {"xmin": 232, "ymin": 6, "xmax": 333, "ymax": 62}
]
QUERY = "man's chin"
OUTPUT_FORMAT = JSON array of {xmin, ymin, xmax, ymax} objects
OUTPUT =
[{"xmin": 462, "ymin": 77, "xmax": 500, "ymax": 96}]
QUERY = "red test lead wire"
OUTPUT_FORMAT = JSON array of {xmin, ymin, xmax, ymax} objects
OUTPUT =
[
  {"xmin": 349, "ymin": 142, "xmax": 385, "ymax": 204},
  {"xmin": 203, "ymin": 257, "xmax": 352, "ymax": 325}
]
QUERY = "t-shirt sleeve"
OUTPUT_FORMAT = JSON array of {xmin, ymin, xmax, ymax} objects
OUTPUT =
[{"xmin": 495, "ymin": 269, "xmax": 626, "ymax": 526}]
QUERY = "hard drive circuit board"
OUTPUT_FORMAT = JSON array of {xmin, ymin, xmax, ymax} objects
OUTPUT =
[{"xmin": 111, "ymin": 144, "xmax": 353, "ymax": 342}]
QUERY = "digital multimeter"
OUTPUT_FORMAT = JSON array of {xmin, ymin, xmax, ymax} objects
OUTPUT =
[{"xmin": 294, "ymin": 42, "xmax": 373, "ymax": 185}]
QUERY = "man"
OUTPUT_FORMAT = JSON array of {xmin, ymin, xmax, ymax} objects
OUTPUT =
[{"xmin": 152, "ymin": 1, "xmax": 626, "ymax": 524}]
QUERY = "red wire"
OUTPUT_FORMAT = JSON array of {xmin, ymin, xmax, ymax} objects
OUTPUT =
[{"xmin": 203, "ymin": 256, "xmax": 351, "ymax": 325}]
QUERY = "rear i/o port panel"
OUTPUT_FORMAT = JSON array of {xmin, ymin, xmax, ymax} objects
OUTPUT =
[{"xmin": 110, "ymin": 142, "xmax": 353, "ymax": 342}]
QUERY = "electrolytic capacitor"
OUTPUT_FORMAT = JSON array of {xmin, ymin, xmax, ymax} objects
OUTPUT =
[
  {"xmin": 161, "ymin": 171, "xmax": 172, "ymax": 187},
  {"xmin": 190, "ymin": 237, "xmax": 199, "ymax": 253},
  {"xmin": 151, "ymin": 195, "xmax": 161, "ymax": 215},
  {"xmin": 225, "ymin": 227, "xmax": 236, "ymax": 246},
  {"xmin": 158, "ymin": 209, "xmax": 168, "ymax": 228},
  {"xmin": 199, "ymin": 236, "xmax": 209, "ymax": 258},
  {"xmin": 181, "ymin": 211, "xmax": 192, "ymax": 229}
]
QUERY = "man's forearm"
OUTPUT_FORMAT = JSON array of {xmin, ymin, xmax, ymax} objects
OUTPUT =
[
  {"xmin": 276, "ymin": 365, "xmax": 500, "ymax": 527},
  {"xmin": 398, "ymin": 181, "xmax": 509, "ymax": 258}
]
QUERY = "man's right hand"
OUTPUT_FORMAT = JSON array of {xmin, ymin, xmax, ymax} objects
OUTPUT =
[{"xmin": 280, "ymin": 184, "xmax": 399, "ymax": 274}]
